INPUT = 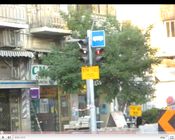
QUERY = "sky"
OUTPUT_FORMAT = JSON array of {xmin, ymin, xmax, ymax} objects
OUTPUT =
[{"xmin": 115, "ymin": 4, "xmax": 161, "ymax": 29}]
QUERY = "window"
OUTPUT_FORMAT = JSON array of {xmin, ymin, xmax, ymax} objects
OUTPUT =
[
  {"xmin": 171, "ymin": 21, "xmax": 175, "ymax": 37},
  {"xmin": 39, "ymin": 99, "xmax": 49, "ymax": 113},
  {"xmin": 165, "ymin": 20, "xmax": 175, "ymax": 37},
  {"xmin": 61, "ymin": 96, "xmax": 69, "ymax": 117}
]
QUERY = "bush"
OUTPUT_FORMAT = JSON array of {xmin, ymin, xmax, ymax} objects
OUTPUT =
[{"xmin": 142, "ymin": 108, "xmax": 161, "ymax": 124}]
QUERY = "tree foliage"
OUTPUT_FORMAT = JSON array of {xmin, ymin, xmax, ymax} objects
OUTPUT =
[
  {"xmin": 40, "ymin": 8, "xmax": 160, "ymax": 111},
  {"xmin": 142, "ymin": 108, "xmax": 161, "ymax": 123}
]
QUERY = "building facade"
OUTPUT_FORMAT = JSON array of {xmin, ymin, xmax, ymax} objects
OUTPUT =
[
  {"xmin": 0, "ymin": 5, "xmax": 37, "ymax": 131},
  {"xmin": 152, "ymin": 5, "xmax": 175, "ymax": 109},
  {"xmin": 26, "ymin": 5, "xmax": 71, "ymax": 131},
  {"xmin": 0, "ymin": 4, "xmax": 72, "ymax": 132}
]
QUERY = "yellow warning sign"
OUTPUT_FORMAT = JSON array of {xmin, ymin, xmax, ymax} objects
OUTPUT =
[
  {"xmin": 81, "ymin": 66, "xmax": 99, "ymax": 80},
  {"xmin": 129, "ymin": 105, "xmax": 142, "ymax": 117}
]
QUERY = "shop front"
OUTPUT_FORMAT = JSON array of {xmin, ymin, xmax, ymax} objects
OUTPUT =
[
  {"xmin": 30, "ymin": 64, "xmax": 58, "ymax": 131},
  {"xmin": 0, "ymin": 80, "xmax": 37, "ymax": 132},
  {"xmin": 30, "ymin": 86, "xmax": 58, "ymax": 132},
  {"xmin": 0, "ymin": 89, "xmax": 22, "ymax": 131}
]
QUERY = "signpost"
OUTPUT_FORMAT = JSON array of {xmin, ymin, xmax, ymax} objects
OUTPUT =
[
  {"xmin": 91, "ymin": 30, "xmax": 105, "ymax": 48},
  {"xmin": 82, "ymin": 30, "xmax": 105, "ymax": 133},
  {"xmin": 67, "ymin": 29, "xmax": 105, "ymax": 133},
  {"xmin": 81, "ymin": 66, "xmax": 99, "ymax": 80}
]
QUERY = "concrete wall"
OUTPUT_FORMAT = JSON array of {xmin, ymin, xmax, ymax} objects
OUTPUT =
[{"xmin": 28, "ymin": 36, "xmax": 57, "ymax": 51}]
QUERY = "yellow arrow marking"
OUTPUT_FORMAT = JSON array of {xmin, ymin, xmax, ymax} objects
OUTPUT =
[{"xmin": 158, "ymin": 110, "xmax": 175, "ymax": 134}]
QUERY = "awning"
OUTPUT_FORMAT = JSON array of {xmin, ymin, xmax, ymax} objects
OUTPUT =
[
  {"xmin": 0, "ymin": 80, "xmax": 38, "ymax": 89},
  {"xmin": 0, "ymin": 50, "xmax": 34, "ymax": 58}
]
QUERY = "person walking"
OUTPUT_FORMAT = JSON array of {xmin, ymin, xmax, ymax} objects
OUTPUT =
[{"xmin": 136, "ymin": 116, "xmax": 142, "ymax": 128}]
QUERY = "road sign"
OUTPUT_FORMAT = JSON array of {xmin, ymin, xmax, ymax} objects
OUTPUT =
[
  {"xmin": 91, "ymin": 30, "xmax": 105, "ymax": 48},
  {"xmin": 81, "ymin": 66, "xmax": 99, "ymax": 80},
  {"xmin": 129, "ymin": 105, "xmax": 142, "ymax": 117},
  {"xmin": 158, "ymin": 110, "xmax": 175, "ymax": 134}
]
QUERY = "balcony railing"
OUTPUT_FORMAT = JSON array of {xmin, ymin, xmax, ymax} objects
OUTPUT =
[
  {"xmin": 28, "ymin": 6, "xmax": 68, "ymax": 29},
  {"xmin": 29, "ymin": 16, "xmax": 67, "ymax": 29},
  {"xmin": 160, "ymin": 5, "xmax": 175, "ymax": 21},
  {"xmin": 0, "ymin": 5, "xmax": 27, "ymax": 24}
]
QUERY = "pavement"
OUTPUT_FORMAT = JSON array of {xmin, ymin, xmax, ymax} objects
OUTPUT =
[{"xmin": 61, "ymin": 123, "xmax": 158, "ymax": 134}]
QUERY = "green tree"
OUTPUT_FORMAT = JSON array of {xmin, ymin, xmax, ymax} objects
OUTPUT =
[
  {"xmin": 39, "ymin": 8, "xmax": 160, "ymax": 111},
  {"xmin": 142, "ymin": 108, "xmax": 161, "ymax": 123}
]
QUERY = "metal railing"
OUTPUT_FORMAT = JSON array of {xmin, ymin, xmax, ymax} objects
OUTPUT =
[{"xmin": 29, "ymin": 15, "xmax": 67, "ymax": 29}]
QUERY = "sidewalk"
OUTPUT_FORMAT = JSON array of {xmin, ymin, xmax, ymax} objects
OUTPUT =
[
  {"xmin": 63, "ymin": 124, "xmax": 158, "ymax": 134},
  {"xmin": 62, "ymin": 127, "xmax": 139, "ymax": 134}
]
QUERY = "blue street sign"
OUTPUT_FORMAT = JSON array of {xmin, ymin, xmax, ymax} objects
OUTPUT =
[{"xmin": 91, "ymin": 30, "xmax": 105, "ymax": 48}]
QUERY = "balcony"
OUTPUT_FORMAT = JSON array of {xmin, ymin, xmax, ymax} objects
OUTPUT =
[
  {"xmin": 160, "ymin": 5, "xmax": 175, "ymax": 21},
  {"xmin": 0, "ymin": 29, "xmax": 24, "ymax": 48},
  {"xmin": 28, "ymin": 7, "xmax": 71, "ymax": 37},
  {"xmin": 0, "ymin": 5, "xmax": 28, "ymax": 29}
]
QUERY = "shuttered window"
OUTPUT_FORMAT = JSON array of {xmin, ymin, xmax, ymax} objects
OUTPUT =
[{"xmin": 165, "ymin": 20, "xmax": 175, "ymax": 37}]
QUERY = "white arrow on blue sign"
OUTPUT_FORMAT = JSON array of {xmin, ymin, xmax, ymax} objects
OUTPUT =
[{"xmin": 91, "ymin": 30, "xmax": 105, "ymax": 48}]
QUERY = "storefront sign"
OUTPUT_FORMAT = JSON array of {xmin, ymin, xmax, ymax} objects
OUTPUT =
[
  {"xmin": 30, "ymin": 88, "xmax": 40, "ymax": 99},
  {"xmin": 31, "ymin": 65, "xmax": 57, "ymax": 85},
  {"xmin": 40, "ymin": 86, "xmax": 57, "ymax": 98}
]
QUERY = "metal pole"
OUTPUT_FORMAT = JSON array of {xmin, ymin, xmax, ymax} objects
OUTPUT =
[
  {"xmin": 87, "ymin": 30, "xmax": 97, "ymax": 133},
  {"xmin": 86, "ymin": 19, "xmax": 95, "ymax": 111}
]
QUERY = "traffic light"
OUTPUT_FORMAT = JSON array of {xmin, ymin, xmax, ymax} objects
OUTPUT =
[
  {"xmin": 78, "ymin": 38, "xmax": 89, "ymax": 65},
  {"xmin": 94, "ymin": 48, "xmax": 104, "ymax": 64}
]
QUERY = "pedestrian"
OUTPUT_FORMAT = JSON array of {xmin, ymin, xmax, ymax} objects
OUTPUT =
[{"xmin": 136, "ymin": 116, "xmax": 142, "ymax": 128}]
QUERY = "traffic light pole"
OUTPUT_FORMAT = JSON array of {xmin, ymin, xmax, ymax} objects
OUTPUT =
[{"xmin": 87, "ymin": 30, "xmax": 97, "ymax": 133}]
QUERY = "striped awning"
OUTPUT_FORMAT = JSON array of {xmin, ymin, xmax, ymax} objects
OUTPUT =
[{"xmin": 0, "ymin": 50, "xmax": 34, "ymax": 58}]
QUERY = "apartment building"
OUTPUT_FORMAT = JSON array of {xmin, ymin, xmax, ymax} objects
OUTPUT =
[
  {"xmin": 0, "ymin": 5, "xmax": 36, "ymax": 131},
  {"xmin": 0, "ymin": 4, "xmax": 71, "ymax": 132},
  {"xmin": 152, "ymin": 5, "xmax": 175, "ymax": 108},
  {"xmin": 116, "ymin": 5, "xmax": 175, "ymax": 109}
]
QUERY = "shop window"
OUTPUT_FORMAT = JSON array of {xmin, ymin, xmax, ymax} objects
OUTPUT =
[
  {"xmin": 165, "ymin": 20, "xmax": 175, "ymax": 37},
  {"xmin": 39, "ymin": 99, "xmax": 49, "ymax": 113}
]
